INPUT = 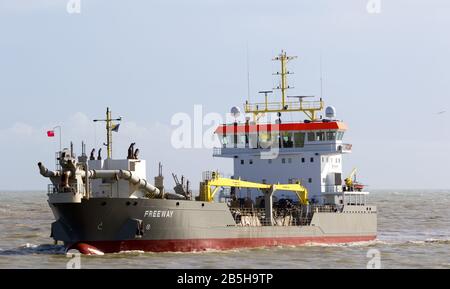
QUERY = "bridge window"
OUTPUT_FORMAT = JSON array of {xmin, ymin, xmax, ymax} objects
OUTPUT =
[
  {"xmin": 337, "ymin": 131, "xmax": 345, "ymax": 140},
  {"xmin": 316, "ymin": 132, "xmax": 325, "ymax": 141},
  {"xmin": 226, "ymin": 135, "xmax": 235, "ymax": 147},
  {"xmin": 307, "ymin": 132, "xmax": 315, "ymax": 142},
  {"xmin": 326, "ymin": 131, "xmax": 337, "ymax": 141},
  {"xmin": 294, "ymin": 132, "xmax": 305, "ymax": 147},
  {"xmin": 301, "ymin": 157, "xmax": 305, "ymax": 163},
  {"xmin": 221, "ymin": 135, "xmax": 234, "ymax": 147},
  {"xmin": 258, "ymin": 132, "xmax": 277, "ymax": 148},
  {"xmin": 220, "ymin": 136, "xmax": 228, "ymax": 146},
  {"xmin": 249, "ymin": 132, "xmax": 258, "ymax": 148},
  {"xmin": 237, "ymin": 134, "xmax": 247, "ymax": 146},
  {"xmin": 259, "ymin": 132, "xmax": 270, "ymax": 142},
  {"xmin": 282, "ymin": 132, "xmax": 294, "ymax": 148}
]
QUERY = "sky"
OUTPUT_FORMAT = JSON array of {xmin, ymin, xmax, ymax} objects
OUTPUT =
[{"xmin": 0, "ymin": 0, "xmax": 449, "ymax": 190}]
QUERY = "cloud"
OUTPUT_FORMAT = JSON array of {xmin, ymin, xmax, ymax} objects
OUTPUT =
[
  {"xmin": 0, "ymin": 121, "xmax": 46, "ymax": 145},
  {"xmin": 6, "ymin": 122, "xmax": 34, "ymax": 137}
]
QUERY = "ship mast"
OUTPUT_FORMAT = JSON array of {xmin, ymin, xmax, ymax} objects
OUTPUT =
[
  {"xmin": 93, "ymin": 107, "xmax": 122, "ymax": 159},
  {"xmin": 274, "ymin": 50, "xmax": 297, "ymax": 108},
  {"xmin": 244, "ymin": 50, "xmax": 324, "ymax": 122}
]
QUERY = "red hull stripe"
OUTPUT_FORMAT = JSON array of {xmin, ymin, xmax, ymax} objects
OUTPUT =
[
  {"xmin": 215, "ymin": 122, "xmax": 347, "ymax": 134},
  {"xmin": 70, "ymin": 235, "xmax": 376, "ymax": 254}
]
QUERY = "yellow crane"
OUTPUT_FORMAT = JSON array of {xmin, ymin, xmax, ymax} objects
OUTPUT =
[
  {"xmin": 344, "ymin": 168, "xmax": 357, "ymax": 188},
  {"xmin": 199, "ymin": 172, "xmax": 308, "ymax": 205},
  {"xmin": 344, "ymin": 168, "xmax": 365, "ymax": 191}
]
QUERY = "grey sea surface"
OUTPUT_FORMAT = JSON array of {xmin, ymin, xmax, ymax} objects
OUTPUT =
[{"xmin": 0, "ymin": 190, "xmax": 448, "ymax": 269}]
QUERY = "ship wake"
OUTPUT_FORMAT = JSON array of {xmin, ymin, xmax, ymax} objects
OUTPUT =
[{"xmin": 0, "ymin": 243, "xmax": 66, "ymax": 256}]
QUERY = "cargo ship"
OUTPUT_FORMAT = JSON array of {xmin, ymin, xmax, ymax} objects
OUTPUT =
[{"xmin": 38, "ymin": 51, "xmax": 376, "ymax": 255}]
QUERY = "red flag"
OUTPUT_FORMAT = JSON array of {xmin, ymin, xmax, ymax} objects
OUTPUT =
[{"xmin": 47, "ymin": 130, "xmax": 55, "ymax": 137}]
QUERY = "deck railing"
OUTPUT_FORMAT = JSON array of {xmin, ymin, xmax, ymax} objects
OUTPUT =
[
  {"xmin": 229, "ymin": 205, "xmax": 339, "ymax": 227},
  {"xmin": 244, "ymin": 100, "xmax": 323, "ymax": 114}
]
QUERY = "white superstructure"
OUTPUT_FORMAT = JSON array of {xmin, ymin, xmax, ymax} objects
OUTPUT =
[{"xmin": 213, "ymin": 50, "xmax": 365, "ymax": 205}]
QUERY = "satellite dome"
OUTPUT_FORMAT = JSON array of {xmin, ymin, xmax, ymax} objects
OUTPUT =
[
  {"xmin": 325, "ymin": 106, "xmax": 336, "ymax": 119},
  {"xmin": 230, "ymin": 106, "xmax": 241, "ymax": 118}
]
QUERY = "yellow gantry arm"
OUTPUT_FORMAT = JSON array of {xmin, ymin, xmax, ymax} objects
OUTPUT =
[
  {"xmin": 208, "ymin": 178, "xmax": 271, "ymax": 190},
  {"xmin": 199, "ymin": 174, "xmax": 308, "ymax": 205},
  {"xmin": 199, "ymin": 177, "xmax": 270, "ymax": 202},
  {"xmin": 272, "ymin": 184, "xmax": 308, "ymax": 205}
]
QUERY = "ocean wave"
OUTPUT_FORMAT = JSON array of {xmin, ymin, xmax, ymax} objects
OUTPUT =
[
  {"xmin": 2, "ymin": 237, "xmax": 448, "ymax": 257},
  {"xmin": 114, "ymin": 246, "xmax": 295, "ymax": 256},
  {"xmin": 301, "ymin": 240, "xmax": 380, "ymax": 247},
  {"xmin": 242, "ymin": 238, "xmax": 450, "ymax": 249},
  {"xmin": 369, "ymin": 237, "xmax": 450, "ymax": 246},
  {"xmin": 113, "ymin": 250, "xmax": 145, "ymax": 255},
  {"xmin": 406, "ymin": 238, "xmax": 450, "ymax": 245},
  {"xmin": 112, "ymin": 241, "xmax": 381, "ymax": 255},
  {"xmin": 0, "ymin": 243, "xmax": 65, "ymax": 256}
]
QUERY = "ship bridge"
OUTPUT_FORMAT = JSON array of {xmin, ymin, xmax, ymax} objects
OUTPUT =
[
  {"xmin": 213, "ymin": 120, "xmax": 350, "ymax": 204},
  {"xmin": 211, "ymin": 50, "xmax": 357, "ymax": 205},
  {"xmin": 213, "ymin": 120, "xmax": 351, "ymax": 157}
]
